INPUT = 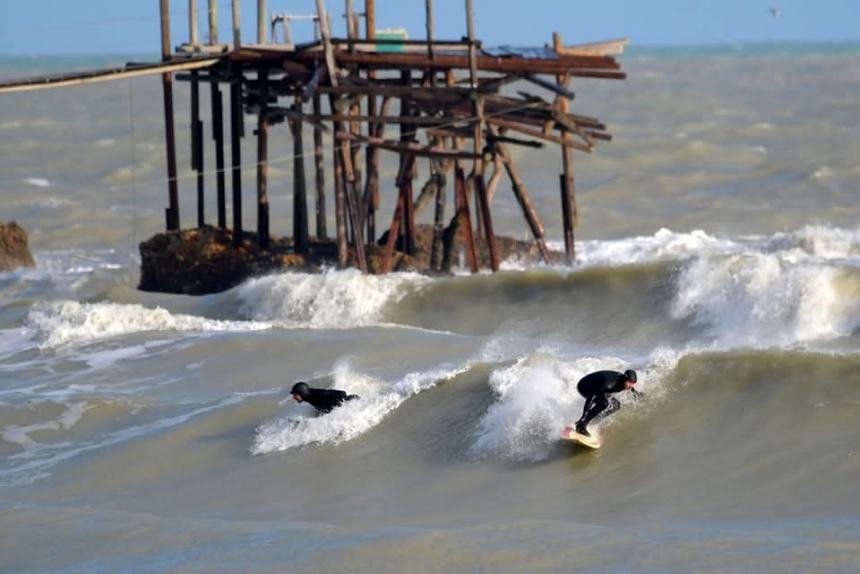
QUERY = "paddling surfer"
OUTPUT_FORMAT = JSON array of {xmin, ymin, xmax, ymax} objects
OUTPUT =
[
  {"xmin": 573, "ymin": 369, "xmax": 640, "ymax": 437},
  {"xmin": 290, "ymin": 382, "xmax": 358, "ymax": 414}
]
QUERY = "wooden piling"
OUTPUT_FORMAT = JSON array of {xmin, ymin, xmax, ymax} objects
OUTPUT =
[
  {"xmin": 312, "ymin": 93, "xmax": 328, "ymax": 240},
  {"xmin": 211, "ymin": 81, "xmax": 226, "ymax": 228},
  {"xmin": 191, "ymin": 71, "xmax": 204, "ymax": 227},
  {"xmin": 229, "ymin": 71, "xmax": 243, "ymax": 246},
  {"xmin": 256, "ymin": 67, "xmax": 270, "ymax": 248},
  {"xmin": 159, "ymin": 0, "xmax": 180, "ymax": 231},
  {"xmin": 189, "ymin": 0, "xmax": 199, "ymax": 48},
  {"xmin": 555, "ymin": 33, "xmax": 577, "ymax": 264},
  {"xmin": 430, "ymin": 154, "xmax": 447, "ymax": 270},
  {"xmin": 208, "ymin": 0, "xmax": 218, "ymax": 44},
  {"xmin": 231, "ymin": 0, "xmax": 241, "ymax": 49},
  {"xmin": 257, "ymin": 0, "xmax": 266, "ymax": 44},
  {"xmin": 291, "ymin": 97, "xmax": 309, "ymax": 253}
]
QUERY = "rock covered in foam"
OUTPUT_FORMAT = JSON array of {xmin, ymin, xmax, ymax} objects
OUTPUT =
[{"xmin": 0, "ymin": 221, "xmax": 36, "ymax": 271}]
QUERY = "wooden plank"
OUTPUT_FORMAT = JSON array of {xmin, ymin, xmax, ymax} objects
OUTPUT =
[{"xmin": 556, "ymin": 38, "xmax": 629, "ymax": 57}]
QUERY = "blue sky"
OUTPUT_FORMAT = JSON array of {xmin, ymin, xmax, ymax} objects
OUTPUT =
[{"xmin": 2, "ymin": 0, "xmax": 858, "ymax": 55}]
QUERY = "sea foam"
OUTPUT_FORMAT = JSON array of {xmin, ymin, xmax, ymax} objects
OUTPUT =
[
  {"xmin": 236, "ymin": 268, "xmax": 431, "ymax": 329},
  {"xmin": 26, "ymin": 301, "xmax": 271, "ymax": 348},
  {"xmin": 251, "ymin": 359, "xmax": 468, "ymax": 454}
]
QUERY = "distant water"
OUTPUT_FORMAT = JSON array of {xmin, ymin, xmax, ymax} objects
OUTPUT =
[{"xmin": 1, "ymin": 44, "xmax": 859, "ymax": 573}]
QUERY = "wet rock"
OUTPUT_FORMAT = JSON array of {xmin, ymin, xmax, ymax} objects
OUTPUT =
[
  {"xmin": 139, "ymin": 224, "xmax": 559, "ymax": 295},
  {"xmin": 0, "ymin": 222, "xmax": 36, "ymax": 272}
]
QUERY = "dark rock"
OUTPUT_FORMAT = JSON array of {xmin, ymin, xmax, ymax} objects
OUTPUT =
[
  {"xmin": 0, "ymin": 222, "xmax": 36, "ymax": 272},
  {"xmin": 139, "ymin": 224, "xmax": 559, "ymax": 295}
]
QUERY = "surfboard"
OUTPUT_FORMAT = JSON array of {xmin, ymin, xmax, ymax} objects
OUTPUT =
[{"xmin": 561, "ymin": 425, "xmax": 602, "ymax": 449}]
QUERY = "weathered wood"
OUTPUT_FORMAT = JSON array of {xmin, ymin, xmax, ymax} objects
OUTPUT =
[
  {"xmin": 430, "ymin": 155, "xmax": 447, "ymax": 271},
  {"xmin": 485, "ymin": 153, "xmax": 503, "ymax": 204},
  {"xmin": 491, "ymin": 127, "xmax": 551, "ymax": 263},
  {"xmin": 286, "ymin": 50, "xmax": 626, "ymax": 77},
  {"xmin": 364, "ymin": 0, "xmax": 379, "ymax": 243},
  {"xmin": 426, "ymin": 0, "xmax": 435, "ymax": 60},
  {"xmin": 336, "ymin": 132, "xmax": 480, "ymax": 160},
  {"xmin": 257, "ymin": 0, "xmax": 266, "ymax": 44},
  {"xmin": 556, "ymin": 65, "xmax": 577, "ymax": 264},
  {"xmin": 210, "ymin": 81, "xmax": 226, "ymax": 228},
  {"xmin": 312, "ymin": 93, "xmax": 328, "ymax": 240},
  {"xmin": 338, "ymin": 137, "xmax": 369, "ymax": 273},
  {"xmin": 191, "ymin": 71, "xmax": 205, "ymax": 227},
  {"xmin": 453, "ymin": 166, "xmax": 478, "ymax": 272},
  {"xmin": 291, "ymin": 97, "xmax": 309, "ymax": 253},
  {"xmin": 256, "ymin": 67, "xmax": 270, "ymax": 248},
  {"xmin": 485, "ymin": 117, "xmax": 593, "ymax": 152},
  {"xmin": 332, "ymin": 129, "xmax": 348, "ymax": 266},
  {"xmin": 208, "ymin": 0, "xmax": 218, "ymax": 44},
  {"xmin": 189, "ymin": 0, "xmax": 200, "ymax": 48},
  {"xmin": 522, "ymin": 73, "xmax": 575, "ymax": 99},
  {"xmin": 556, "ymin": 38, "xmax": 629, "ymax": 57},
  {"xmin": 381, "ymin": 189, "xmax": 405, "ymax": 273},
  {"xmin": 315, "ymin": 0, "xmax": 339, "ymax": 87},
  {"xmin": 160, "ymin": 0, "xmax": 180, "ymax": 231},
  {"xmin": 229, "ymin": 71, "xmax": 243, "ymax": 245},
  {"xmin": 231, "ymin": 0, "xmax": 241, "ymax": 49}
]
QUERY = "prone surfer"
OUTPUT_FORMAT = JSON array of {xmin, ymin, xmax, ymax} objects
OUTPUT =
[
  {"xmin": 574, "ymin": 369, "xmax": 640, "ymax": 437},
  {"xmin": 290, "ymin": 382, "xmax": 358, "ymax": 414}
]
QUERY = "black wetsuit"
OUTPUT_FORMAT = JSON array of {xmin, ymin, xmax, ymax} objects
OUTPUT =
[
  {"xmin": 303, "ymin": 388, "xmax": 358, "ymax": 414},
  {"xmin": 575, "ymin": 370, "xmax": 631, "ymax": 433}
]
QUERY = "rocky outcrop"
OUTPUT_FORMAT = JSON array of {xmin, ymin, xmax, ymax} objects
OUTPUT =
[
  {"xmin": 139, "ymin": 224, "xmax": 559, "ymax": 295},
  {"xmin": 0, "ymin": 222, "xmax": 35, "ymax": 272}
]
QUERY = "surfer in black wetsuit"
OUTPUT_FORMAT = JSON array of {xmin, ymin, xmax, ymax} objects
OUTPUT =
[
  {"xmin": 290, "ymin": 382, "xmax": 358, "ymax": 414},
  {"xmin": 574, "ymin": 369, "xmax": 641, "ymax": 437}
]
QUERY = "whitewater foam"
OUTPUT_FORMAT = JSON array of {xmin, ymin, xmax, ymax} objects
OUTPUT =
[
  {"xmin": 26, "ymin": 300, "xmax": 272, "ymax": 348},
  {"xmin": 237, "ymin": 268, "xmax": 432, "ymax": 329},
  {"xmin": 471, "ymin": 348, "xmax": 685, "ymax": 462},
  {"xmin": 252, "ymin": 359, "xmax": 469, "ymax": 454}
]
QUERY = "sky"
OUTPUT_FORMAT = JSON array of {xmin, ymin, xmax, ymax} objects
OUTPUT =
[{"xmin": 2, "ymin": 0, "xmax": 859, "ymax": 55}]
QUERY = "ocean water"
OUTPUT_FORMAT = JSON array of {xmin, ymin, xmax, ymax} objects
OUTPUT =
[{"xmin": 1, "ymin": 45, "xmax": 860, "ymax": 573}]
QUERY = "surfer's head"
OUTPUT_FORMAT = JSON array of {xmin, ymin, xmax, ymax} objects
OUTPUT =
[
  {"xmin": 624, "ymin": 369, "xmax": 637, "ymax": 388},
  {"xmin": 290, "ymin": 382, "xmax": 310, "ymax": 402}
]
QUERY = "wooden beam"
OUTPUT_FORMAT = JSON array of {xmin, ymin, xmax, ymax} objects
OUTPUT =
[
  {"xmin": 291, "ymin": 97, "xmax": 309, "ymax": 253},
  {"xmin": 211, "ymin": 81, "xmax": 227, "ymax": 228},
  {"xmin": 486, "ymin": 117, "xmax": 592, "ymax": 152},
  {"xmin": 336, "ymin": 132, "xmax": 480, "ymax": 160}
]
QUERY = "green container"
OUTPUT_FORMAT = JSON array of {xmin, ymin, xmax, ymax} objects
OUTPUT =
[{"xmin": 375, "ymin": 28, "xmax": 408, "ymax": 53}]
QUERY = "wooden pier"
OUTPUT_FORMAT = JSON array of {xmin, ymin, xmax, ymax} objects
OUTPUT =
[{"xmin": 0, "ymin": 1, "xmax": 626, "ymax": 278}]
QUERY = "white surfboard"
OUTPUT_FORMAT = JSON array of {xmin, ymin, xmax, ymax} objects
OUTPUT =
[{"xmin": 561, "ymin": 425, "xmax": 602, "ymax": 449}]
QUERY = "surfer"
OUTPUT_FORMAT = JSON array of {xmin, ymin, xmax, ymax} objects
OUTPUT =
[
  {"xmin": 290, "ymin": 382, "xmax": 358, "ymax": 414},
  {"xmin": 574, "ymin": 369, "xmax": 640, "ymax": 437}
]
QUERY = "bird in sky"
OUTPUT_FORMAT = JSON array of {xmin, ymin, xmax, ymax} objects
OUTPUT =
[{"xmin": 769, "ymin": 7, "xmax": 781, "ymax": 18}]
